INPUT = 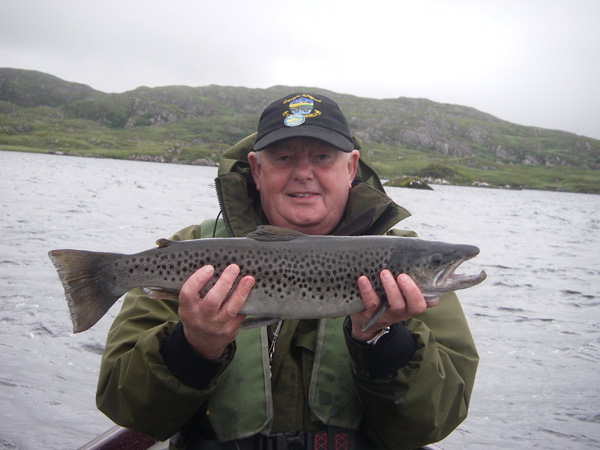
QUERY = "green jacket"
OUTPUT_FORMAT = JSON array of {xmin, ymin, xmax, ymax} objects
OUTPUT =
[{"xmin": 96, "ymin": 134, "xmax": 479, "ymax": 449}]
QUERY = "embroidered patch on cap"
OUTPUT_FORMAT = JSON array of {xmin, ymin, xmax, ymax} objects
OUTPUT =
[
  {"xmin": 282, "ymin": 95, "xmax": 322, "ymax": 127},
  {"xmin": 284, "ymin": 114, "xmax": 305, "ymax": 127}
]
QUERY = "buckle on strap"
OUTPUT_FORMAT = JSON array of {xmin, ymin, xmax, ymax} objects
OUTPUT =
[{"xmin": 266, "ymin": 431, "xmax": 308, "ymax": 450}]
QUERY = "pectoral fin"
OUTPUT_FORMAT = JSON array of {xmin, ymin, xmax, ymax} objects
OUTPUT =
[
  {"xmin": 144, "ymin": 287, "xmax": 180, "ymax": 301},
  {"xmin": 241, "ymin": 316, "xmax": 282, "ymax": 329},
  {"xmin": 361, "ymin": 298, "xmax": 388, "ymax": 332}
]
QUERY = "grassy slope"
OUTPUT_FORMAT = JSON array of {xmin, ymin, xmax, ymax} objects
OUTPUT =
[{"xmin": 1, "ymin": 69, "xmax": 598, "ymax": 193}]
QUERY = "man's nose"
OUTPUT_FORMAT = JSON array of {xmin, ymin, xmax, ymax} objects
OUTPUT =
[{"xmin": 292, "ymin": 157, "xmax": 314, "ymax": 180}]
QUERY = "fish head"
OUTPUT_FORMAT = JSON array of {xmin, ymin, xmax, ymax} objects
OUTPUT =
[{"xmin": 389, "ymin": 240, "xmax": 487, "ymax": 302}]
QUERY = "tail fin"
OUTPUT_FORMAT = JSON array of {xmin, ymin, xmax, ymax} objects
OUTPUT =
[{"xmin": 48, "ymin": 249, "xmax": 123, "ymax": 333}]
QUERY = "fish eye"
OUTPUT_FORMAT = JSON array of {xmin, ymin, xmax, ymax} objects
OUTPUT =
[{"xmin": 429, "ymin": 254, "xmax": 443, "ymax": 267}]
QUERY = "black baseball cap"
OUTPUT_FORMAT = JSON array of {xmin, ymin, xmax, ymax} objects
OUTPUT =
[{"xmin": 253, "ymin": 93, "xmax": 354, "ymax": 152}]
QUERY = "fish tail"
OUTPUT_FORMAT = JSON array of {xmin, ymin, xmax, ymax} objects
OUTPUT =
[{"xmin": 48, "ymin": 249, "xmax": 123, "ymax": 333}]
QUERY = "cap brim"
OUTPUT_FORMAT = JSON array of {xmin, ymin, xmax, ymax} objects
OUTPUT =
[{"xmin": 253, "ymin": 125, "xmax": 354, "ymax": 152}]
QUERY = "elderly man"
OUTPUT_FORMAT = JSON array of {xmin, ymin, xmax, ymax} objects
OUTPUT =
[{"xmin": 96, "ymin": 93, "xmax": 478, "ymax": 450}]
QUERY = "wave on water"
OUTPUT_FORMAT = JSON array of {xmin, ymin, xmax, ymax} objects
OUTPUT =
[{"xmin": 2, "ymin": 151, "xmax": 600, "ymax": 450}]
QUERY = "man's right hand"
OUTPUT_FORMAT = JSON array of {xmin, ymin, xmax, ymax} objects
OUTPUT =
[{"xmin": 178, "ymin": 264, "xmax": 254, "ymax": 360}]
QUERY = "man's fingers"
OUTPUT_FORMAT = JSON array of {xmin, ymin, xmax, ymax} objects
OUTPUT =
[
  {"xmin": 357, "ymin": 276, "xmax": 380, "ymax": 312},
  {"xmin": 179, "ymin": 265, "xmax": 214, "ymax": 309},
  {"xmin": 426, "ymin": 298, "xmax": 440, "ymax": 307},
  {"xmin": 396, "ymin": 273, "xmax": 427, "ymax": 316},
  {"xmin": 202, "ymin": 264, "xmax": 240, "ymax": 310},
  {"xmin": 224, "ymin": 275, "xmax": 255, "ymax": 318},
  {"xmin": 179, "ymin": 264, "xmax": 248, "ymax": 318}
]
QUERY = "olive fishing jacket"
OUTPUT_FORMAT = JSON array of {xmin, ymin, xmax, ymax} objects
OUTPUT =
[{"xmin": 96, "ymin": 134, "xmax": 479, "ymax": 450}]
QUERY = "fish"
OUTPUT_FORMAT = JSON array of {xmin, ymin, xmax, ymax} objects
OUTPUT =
[{"xmin": 48, "ymin": 225, "xmax": 486, "ymax": 333}]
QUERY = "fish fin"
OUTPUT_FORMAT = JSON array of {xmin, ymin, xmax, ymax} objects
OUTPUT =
[
  {"xmin": 48, "ymin": 249, "xmax": 124, "ymax": 333},
  {"xmin": 241, "ymin": 316, "xmax": 282, "ymax": 329},
  {"xmin": 361, "ymin": 298, "xmax": 389, "ymax": 332},
  {"xmin": 247, "ymin": 225, "xmax": 307, "ymax": 242},
  {"xmin": 156, "ymin": 238, "xmax": 173, "ymax": 248},
  {"xmin": 144, "ymin": 287, "xmax": 180, "ymax": 301}
]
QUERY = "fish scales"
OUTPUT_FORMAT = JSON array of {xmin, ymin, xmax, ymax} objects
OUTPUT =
[
  {"xmin": 48, "ymin": 225, "xmax": 487, "ymax": 333},
  {"xmin": 110, "ymin": 236, "xmax": 395, "ymax": 318}
]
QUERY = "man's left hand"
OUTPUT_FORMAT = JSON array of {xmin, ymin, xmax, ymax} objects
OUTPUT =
[{"xmin": 350, "ymin": 271, "xmax": 438, "ymax": 342}]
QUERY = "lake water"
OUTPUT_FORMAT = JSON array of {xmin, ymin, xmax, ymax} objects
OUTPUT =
[{"xmin": 1, "ymin": 151, "xmax": 599, "ymax": 449}]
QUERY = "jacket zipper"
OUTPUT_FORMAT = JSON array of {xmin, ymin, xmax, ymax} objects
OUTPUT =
[{"xmin": 214, "ymin": 177, "xmax": 235, "ymax": 237}]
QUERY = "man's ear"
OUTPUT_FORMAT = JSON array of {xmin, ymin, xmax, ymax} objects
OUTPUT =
[
  {"xmin": 248, "ymin": 151, "xmax": 262, "ymax": 191},
  {"xmin": 348, "ymin": 150, "xmax": 360, "ymax": 188}
]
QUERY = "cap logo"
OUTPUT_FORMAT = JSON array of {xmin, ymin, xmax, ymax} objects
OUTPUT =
[{"xmin": 282, "ymin": 94, "xmax": 322, "ymax": 128}]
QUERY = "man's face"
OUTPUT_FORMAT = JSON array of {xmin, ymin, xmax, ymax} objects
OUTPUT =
[{"xmin": 248, "ymin": 137, "xmax": 359, "ymax": 235}]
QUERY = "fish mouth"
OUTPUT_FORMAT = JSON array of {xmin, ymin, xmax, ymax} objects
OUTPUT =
[{"xmin": 431, "ymin": 254, "xmax": 487, "ymax": 298}]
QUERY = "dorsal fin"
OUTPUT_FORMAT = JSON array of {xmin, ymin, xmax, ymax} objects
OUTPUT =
[
  {"xmin": 247, "ymin": 225, "xmax": 307, "ymax": 242},
  {"xmin": 156, "ymin": 238, "xmax": 173, "ymax": 248}
]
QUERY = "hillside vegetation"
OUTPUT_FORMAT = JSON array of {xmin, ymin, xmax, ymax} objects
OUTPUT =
[{"xmin": 1, "ymin": 68, "xmax": 598, "ymax": 193}]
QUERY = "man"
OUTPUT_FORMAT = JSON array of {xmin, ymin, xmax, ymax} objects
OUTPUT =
[{"xmin": 96, "ymin": 93, "xmax": 478, "ymax": 450}]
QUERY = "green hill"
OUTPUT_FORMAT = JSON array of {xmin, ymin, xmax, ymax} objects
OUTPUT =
[{"xmin": 1, "ymin": 67, "xmax": 598, "ymax": 193}]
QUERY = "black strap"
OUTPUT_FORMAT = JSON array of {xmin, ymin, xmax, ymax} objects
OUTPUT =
[{"xmin": 172, "ymin": 426, "xmax": 378, "ymax": 449}]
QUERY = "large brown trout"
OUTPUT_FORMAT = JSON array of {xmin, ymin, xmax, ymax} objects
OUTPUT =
[{"xmin": 48, "ymin": 226, "xmax": 486, "ymax": 333}]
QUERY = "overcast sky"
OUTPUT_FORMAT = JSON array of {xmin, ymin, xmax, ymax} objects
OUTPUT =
[{"xmin": 1, "ymin": 0, "xmax": 599, "ymax": 139}]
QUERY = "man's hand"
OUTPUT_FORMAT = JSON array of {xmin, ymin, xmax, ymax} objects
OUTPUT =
[
  {"xmin": 178, "ymin": 264, "xmax": 254, "ymax": 360},
  {"xmin": 351, "ymin": 271, "xmax": 438, "ymax": 342}
]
